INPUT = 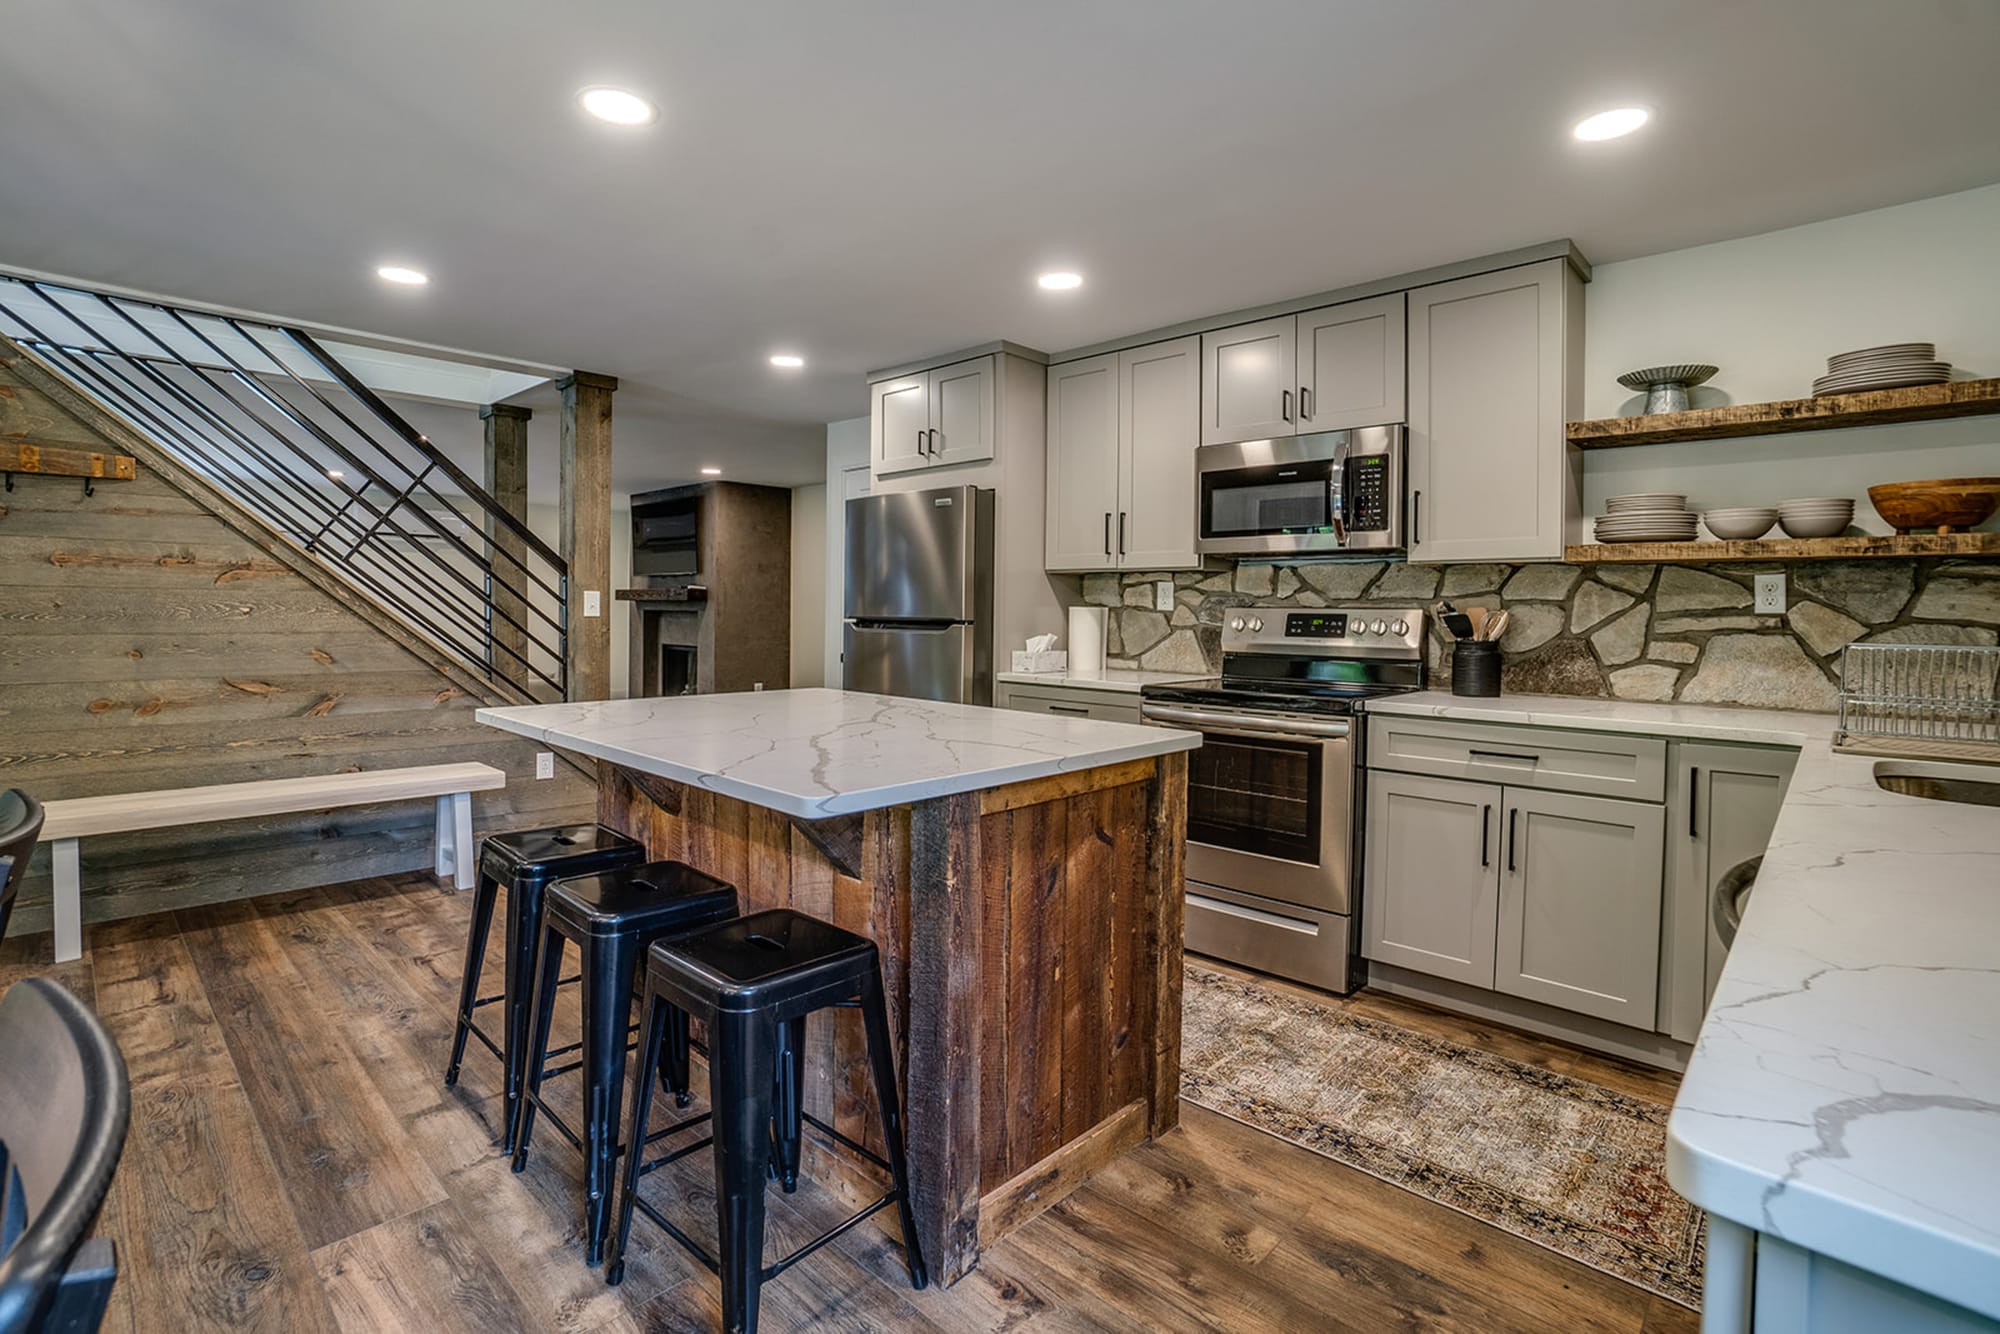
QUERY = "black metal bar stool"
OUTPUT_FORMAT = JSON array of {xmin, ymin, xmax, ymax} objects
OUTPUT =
[
  {"xmin": 512, "ymin": 860, "xmax": 739, "ymax": 1264},
  {"xmin": 604, "ymin": 909, "xmax": 926, "ymax": 1333},
  {"xmin": 444, "ymin": 824, "xmax": 644, "ymax": 1151}
]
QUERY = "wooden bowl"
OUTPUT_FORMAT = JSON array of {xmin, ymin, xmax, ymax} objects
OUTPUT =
[{"xmin": 1866, "ymin": 478, "xmax": 2000, "ymax": 534}]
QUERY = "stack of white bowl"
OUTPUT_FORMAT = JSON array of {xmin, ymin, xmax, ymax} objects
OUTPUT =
[
  {"xmin": 1594, "ymin": 493, "xmax": 1697, "ymax": 543},
  {"xmin": 1776, "ymin": 497, "xmax": 1854, "ymax": 538},
  {"xmin": 1702, "ymin": 507, "xmax": 1777, "ymax": 540}
]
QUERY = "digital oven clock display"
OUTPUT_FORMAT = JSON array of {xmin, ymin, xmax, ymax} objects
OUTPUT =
[{"xmin": 1285, "ymin": 612, "xmax": 1348, "ymax": 638}]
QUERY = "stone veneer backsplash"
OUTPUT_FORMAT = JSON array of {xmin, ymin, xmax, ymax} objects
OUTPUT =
[{"xmin": 1079, "ymin": 559, "xmax": 2000, "ymax": 712}]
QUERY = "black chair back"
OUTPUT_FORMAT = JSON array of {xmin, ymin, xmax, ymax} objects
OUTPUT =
[
  {"xmin": 0, "ymin": 979, "xmax": 130, "ymax": 1334},
  {"xmin": 0, "ymin": 792, "xmax": 45, "ymax": 947}
]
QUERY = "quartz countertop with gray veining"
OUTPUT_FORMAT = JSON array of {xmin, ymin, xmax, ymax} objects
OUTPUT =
[
  {"xmin": 1369, "ymin": 691, "xmax": 2000, "ymax": 1318},
  {"xmin": 477, "ymin": 688, "xmax": 1200, "ymax": 820}
]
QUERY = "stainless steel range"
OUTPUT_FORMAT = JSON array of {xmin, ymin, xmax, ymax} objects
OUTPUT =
[{"xmin": 1140, "ymin": 604, "xmax": 1426, "ymax": 993}]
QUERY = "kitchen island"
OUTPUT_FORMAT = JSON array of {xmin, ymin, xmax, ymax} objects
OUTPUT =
[{"xmin": 477, "ymin": 688, "xmax": 1199, "ymax": 1285}]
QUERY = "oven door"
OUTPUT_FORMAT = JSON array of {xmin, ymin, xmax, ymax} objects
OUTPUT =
[{"xmin": 1139, "ymin": 703, "xmax": 1352, "ymax": 914}]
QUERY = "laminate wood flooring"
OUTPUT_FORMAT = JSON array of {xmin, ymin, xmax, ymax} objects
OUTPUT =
[{"xmin": 0, "ymin": 873, "xmax": 1697, "ymax": 1333}]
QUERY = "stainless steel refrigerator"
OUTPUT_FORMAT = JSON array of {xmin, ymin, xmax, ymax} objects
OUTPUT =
[{"xmin": 843, "ymin": 485, "xmax": 995, "ymax": 705}]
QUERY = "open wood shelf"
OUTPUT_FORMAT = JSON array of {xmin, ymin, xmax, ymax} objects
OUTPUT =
[
  {"xmin": 1567, "ymin": 377, "xmax": 2000, "ymax": 449},
  {"xmin": 1566, "ymin": 532, "xmax": 2000, "ymax": 564}
]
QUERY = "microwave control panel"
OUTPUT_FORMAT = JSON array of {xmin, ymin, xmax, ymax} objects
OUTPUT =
[{"xmin": 1346, "ymin": 454, "xmax": 1391, "ymax": 532}]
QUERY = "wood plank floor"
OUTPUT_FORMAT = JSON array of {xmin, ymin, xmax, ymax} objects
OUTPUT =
[{"xmin": 0, "ymin": 873, "xmax": 1698, "ymax": 1333}]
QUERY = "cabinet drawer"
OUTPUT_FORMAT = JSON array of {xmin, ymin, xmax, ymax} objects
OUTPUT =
[
  {"xmin": 1367, "ymin": 714, "xmax": 1665, "ymax": 803},
  {"xmin": 997, "ymin": 683, "xmax": 1142, "ymax": 725}
]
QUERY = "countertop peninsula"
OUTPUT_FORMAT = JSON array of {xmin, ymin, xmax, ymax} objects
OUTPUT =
[
  {"xmin": 477, "ymin": 687, "xmax": 1196, "ymax": 1287},
  {"xmin": 1369, "ymin": 691, "xmax": 2000, "ymax": 1320}
]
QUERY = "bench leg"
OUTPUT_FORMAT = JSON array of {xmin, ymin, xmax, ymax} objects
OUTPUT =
[
  {"xmin": 434, "ymin": 796, "xmax": 452, "ymax": 880},
  {"xmin": 449, "ymin": 791, "xmax": 474, "ymax": 890},
  {"xmin": 52, "ymin": 837, "xmax": 83, "ymax": 962}
]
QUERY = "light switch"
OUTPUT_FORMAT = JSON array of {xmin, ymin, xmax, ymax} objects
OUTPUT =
[
  {"xmin": 534, "ymin": 751, "xmax": 555, "ymax": 780},
  {"xmin": 583, "ymin": 590, "xmax": 602, "ymax": 617},
  {"xmin": 1154, "ymin": 580, "xmax": 1174, "ymax": 612},
  {"xmin": 1755, "ymin": 572, "xmax": 1786, "ymax": 615}
]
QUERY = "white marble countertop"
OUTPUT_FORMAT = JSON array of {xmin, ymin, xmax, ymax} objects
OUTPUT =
[
  {"xmin": 477, "ymin": 688, "xmax": 1200, "ymax": 820},
  {"xmin": 996, "ymin": 668, "xmax": 1209, "ymax": 694},
  {"xmin": 1369, "ymin": 691, "xmax": 2000, "ymax": 1318}
]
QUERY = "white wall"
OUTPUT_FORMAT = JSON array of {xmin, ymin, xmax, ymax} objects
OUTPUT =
[
  {"xmin": 789, "ymin": 483, "xmax": 827, "ymax": 687},
  {"xmin": 1581, "ymin": 183, "xmax": 2000, "ymax": 530},
  {"xmin": 822, "ymin": 416, "xmax": 871, "ymax": 686}
]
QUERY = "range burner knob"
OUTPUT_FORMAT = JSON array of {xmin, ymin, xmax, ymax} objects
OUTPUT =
[
  {"xmin": 1370, "ymin": 619, "xmax": 1388, "ymax": 635},
  {"xmin": 1229, "ymin": 616, "xmax": 1246, "ymax": 632},
  {"xmin": 1248, "ymin": 616, "xmax": 1264, "ymax": 632},
  {"xmin": 1390, "ymin": 618, "xmax": 1409, "ymax": 636}
]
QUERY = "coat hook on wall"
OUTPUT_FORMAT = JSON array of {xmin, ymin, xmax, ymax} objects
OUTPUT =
[
  {"xmin": 81, "ymin": 475, "xmax": 95, "ymax": 498},
  {"xmin": 3, "ymin": 472, "xmax": 11, "ymax": 492}
]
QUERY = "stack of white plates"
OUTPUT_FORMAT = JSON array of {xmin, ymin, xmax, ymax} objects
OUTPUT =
[
  {"xmin": 1812, "ymin": 343, "xmax": 1951, "ymax": 397},
  {"xmin": 1776, "ymin": 497, "xmax": 1854, "ymax": 539},
  {"xmin": 1594, "ymin": 493, "xmax": 1698, "ymax": 543}
]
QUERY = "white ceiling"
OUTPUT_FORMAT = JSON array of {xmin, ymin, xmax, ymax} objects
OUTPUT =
[{"xmin": 4, "ymin": 0, "xmax": 1998, "ymax": 490}]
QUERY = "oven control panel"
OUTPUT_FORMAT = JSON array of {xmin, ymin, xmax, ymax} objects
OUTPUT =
[
  {"xmin": 1223, "ymin": 606, "xmax": 1425, "ymax": 654},
  {"xmin": 1285, "ymin": 612, "xmax": 1347, "ymax": 638}
]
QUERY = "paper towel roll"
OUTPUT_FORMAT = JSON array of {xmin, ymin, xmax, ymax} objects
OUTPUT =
[{"xmin": 1068, "ymin": 605, "xmax": 1107, "ymax": 676}]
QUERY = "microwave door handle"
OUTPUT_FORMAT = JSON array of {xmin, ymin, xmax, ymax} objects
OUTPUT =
[{"xmin": 1329, "ymin": 448, "xmax": 1349, "ymax": 547}]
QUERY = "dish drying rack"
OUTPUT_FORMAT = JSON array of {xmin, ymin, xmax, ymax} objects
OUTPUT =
[{"xmin": 1834, "ymin": 643, "xmax": 2000, "ymax": 761}]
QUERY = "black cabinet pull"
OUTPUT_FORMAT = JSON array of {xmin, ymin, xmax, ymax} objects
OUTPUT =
[
  {"xmin": 1300, "ymin": 384, "xmax": 1312, "ymax": 420},
  {"xmin": 1281, "ymin": 388, "xmax": 1293, "ymax": 423},
  {"xmin": 929, "ymin": 427, "xmax": 941, "ymax": 455},
  {"xmin": 1103, "ymin": 512, "xmax": 1112, "ymax": 556},
  {"xmin": 1413, "ymin": 489, "xmax": 1422, "ymax": 545},
  {"xmin": 1118, "ymin": 512, "xmax": 1128, "ymax": 555},
  {"xmin": 1046, "ymin": 704, "xmax": 1089, "ymax": 715},
  {"xmin": 916, "ymin": 429, "xmax": 925, "ymax": 457},
  {"xmin": 1507, "ymin": 807, "xmax": 1519, "ymax": 873},
  {"xmin": 1469, "ymin": 748, "xmax": 1540, "ymax": 763},
  {"xmin": 1689, "ymin": 766, "xmax": 1701, "ymax": 838},
  {"xmin": 1480, "ymin": 804, "xmax": 1491, "ymax": 867}
]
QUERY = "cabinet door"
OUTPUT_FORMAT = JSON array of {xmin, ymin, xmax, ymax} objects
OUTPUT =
[
  {"xmin": 1044, "ymin": 355, "xmax": 1120, "ymax": 571},
  {"xmin": 929, "ymin": 355, "xmax": 996, "ymax": 467},
  {"xmin": 1495, "ymin": 788, "xmax": 1664, "ymax": 1028},
  {"xmin": 1662, "ymin": 743, "xmax": 1797, "ymax": 1042},
  {"xmin": 872, "ymin": 373, "xmax": 932, "ymax": 476},
  {"xmin": 1200, "ymin": 315, "xmax": 1297, "ymax": 446},
  {"xmin": 1297, "ymin": 293, "xmax": 1406, "ymax": 431},
  {"xmin": 1363, "ymin": 773, "xmax": 1501, "ymax": 986},
  {"xmin": 1117, "ymin": 336, "xmax": 1201, "ymax": 570},
  {"xmin": 1407, "ymin": 259, "xmax": 1577, "ymax": 562}
]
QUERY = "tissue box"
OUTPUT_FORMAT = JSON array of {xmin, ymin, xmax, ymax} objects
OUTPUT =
[{"xmin": 1010, "ymin": 650, "xmax": 1069, "ymax": 674}]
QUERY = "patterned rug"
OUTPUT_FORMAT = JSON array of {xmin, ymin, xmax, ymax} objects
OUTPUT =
[{"xmin": 1179, "ymin": 963, "xmax": 1703, "ymax": 1308}]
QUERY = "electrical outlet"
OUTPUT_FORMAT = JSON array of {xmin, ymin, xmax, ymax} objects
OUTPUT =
[
  {"xmin": 582, "ymin": 590, "xmax": 602, "ymax": 617},
  {"xmin": 1755, "ymin": 572, "xmax": 1786, "ymax": 615},
  {"xmin": 1154, "ymin": 580, "xmax": 1174, "ymax": 612},
  {"xmin": 534, "ymin": 751, "xmax": 554, "ymax": 780},
  {"xmin": 753, "ymin": 682, "xmax": 764, "ymax": 691}
]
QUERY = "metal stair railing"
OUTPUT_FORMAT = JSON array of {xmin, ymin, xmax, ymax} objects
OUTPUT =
[{"xmin": 0, "ymin": 275, "xmax": 568, "ymax": 699}]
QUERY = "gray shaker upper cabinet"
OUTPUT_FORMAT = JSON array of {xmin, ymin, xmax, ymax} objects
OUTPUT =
[
  {"xmin": 871, "ymin": 354, "xmax": 997, "ymax": 478},
  {"xmin": 1406, "ymin": 259, "xmax": 1583, "ymax": 563},
  {"xmin": 1297, "ymin": 293, "xmax": 1406, "ymax": 433},
  {"xmin": 1200, "ymin": 316, "xmax": 1296, "ymax": 446},
  {"xmin": 1045, "ymin": 336, "xmax": 1201, "ymax": 572}
]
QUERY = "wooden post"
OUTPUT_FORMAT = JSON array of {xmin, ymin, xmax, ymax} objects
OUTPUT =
[
  {"xmin": 559, "ymin": 372, "xmax": 616, "ymax": 701},
  {"xmin": 479, "ymin": 402, "xmax": 531, "ymax": 690},
  {"xmin": 1143, "ymin": 751, "xmax": 1188, "ymax": 1137}
]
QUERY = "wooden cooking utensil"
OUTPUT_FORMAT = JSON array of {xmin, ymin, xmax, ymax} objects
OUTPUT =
[{"xmin": 1466, "ymin": 606, "xmax": 1490, "ymax": 639}]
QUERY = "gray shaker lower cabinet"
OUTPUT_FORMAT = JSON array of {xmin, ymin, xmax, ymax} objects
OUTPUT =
[
  {"xmin": 1362, "ymin": 773, "xmax": 1501, "ymax": 986},
  {"xmin": 1702, "ymin": 1221, "xmax": 2000, "ymax": 1334},
  {"xmin": 1494, "ymin": 788, "xmax": 1665, "ymax": 1029}
]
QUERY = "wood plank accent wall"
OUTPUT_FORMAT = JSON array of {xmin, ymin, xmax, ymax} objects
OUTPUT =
[
  {"xmin": 0, "ymin": 353, "xmax": 595, "ymax": 935},
  {"xmin": 596, "ymin": 751, "xmax": 1188, "ymax": 1286}
]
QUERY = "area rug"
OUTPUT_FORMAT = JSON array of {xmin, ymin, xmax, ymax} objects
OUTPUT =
[{"xmin": 1179, "ymin": 963, "xmax": 1703, "ymax": 1308}]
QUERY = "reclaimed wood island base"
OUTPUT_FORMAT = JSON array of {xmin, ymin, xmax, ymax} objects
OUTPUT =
[{"xmin": 478, "ymin": 689, "xmax": 1198, "ymax": 1286}]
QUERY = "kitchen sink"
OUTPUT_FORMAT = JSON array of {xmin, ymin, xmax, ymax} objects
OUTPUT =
[{"xmin": 1873, "ymin": 760, "xmax": 2000, "ymax": 809}]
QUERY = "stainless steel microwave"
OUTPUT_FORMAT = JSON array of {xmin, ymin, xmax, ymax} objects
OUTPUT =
[{"xmin": 1195, "ymin": 426, "xmax": 1405, "ymax": 557}]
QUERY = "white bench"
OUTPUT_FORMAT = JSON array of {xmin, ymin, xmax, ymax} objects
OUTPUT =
[{"xmin": 37, "ymin": 762, "xmax": 507, "ymax": 962}]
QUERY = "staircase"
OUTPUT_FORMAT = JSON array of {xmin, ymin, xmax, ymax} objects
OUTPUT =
[{"xmin": 0, "ymin": 275, "xmax": 570, "ymax": 702}]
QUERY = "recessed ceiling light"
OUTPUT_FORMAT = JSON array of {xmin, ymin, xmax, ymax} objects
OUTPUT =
[
  {"xmin": 768, "ymin": 353, "xmax": 805, "ymax": 369},
  {"xmin": 375, "ymin": 265, "xmax": 429, "ymax": 286},
  {"xmin": 1572, "ymin": 107, "xmax": 1650, "ymax": 142},
  {"xmin": 578, "ymin": 86, "xmax": 659, "ymax": 126},
  {"xmin": 1037, "ymin": 271, "xmax": 1083, "ymax": 291},
  {"xmin": 701, "ymin": 467, "xmax": 722, "ymax": 476},
  {"xmin": 326, "ymin": 469, "xmax": 344, "ymax": 479}
]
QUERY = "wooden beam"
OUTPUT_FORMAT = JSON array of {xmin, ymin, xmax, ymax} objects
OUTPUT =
[
  {"xmin": 979, "ymin": 758, "xmax": 1156, "ymax": 815},
  {"xmin": 1566, "ymin": 533, "xmax": 2000, "ymax": 564},
  {"xmin": 480, "ymin": 403, "xmax": 531, "ymax": 690},
  {"xmin": 906, "ymin": 790, "xmax": 984, "ymax": 1286},
  {"xmin": 977, "ymin": 1100, "xmax": 1146, "ymax": 1242},
  {"xmin": 1143, "ymin": 752, "xmax": 1188, "ymax": 1138},
  {"xmin": 0, "ymin": 439, "xmax": 136, "ymax": 481},
  {"xmin": 1567, "ymin": 376, "xmax": 2000, "ymax": 448},
  {"xmin": 559, "ymin": 372, "xmax": 616, "ymax": 701},
  {"xmin": 788, "ymin": 811, "xmax": 865, "ymax": 878}
]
